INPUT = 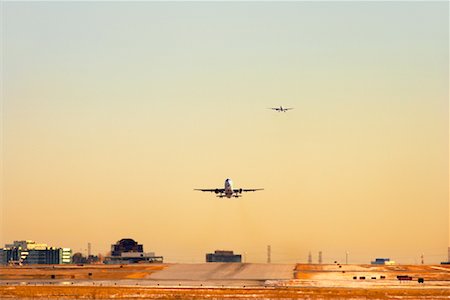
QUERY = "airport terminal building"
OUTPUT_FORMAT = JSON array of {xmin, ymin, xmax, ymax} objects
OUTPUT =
[{"xmin": 104, "ymin": 238, "xmax": 163, "ymax": 264}]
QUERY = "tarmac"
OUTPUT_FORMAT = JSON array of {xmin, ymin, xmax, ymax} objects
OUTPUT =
[{"xmin": 149, "ymin": 262, "xmax": 295, "ymax": 281}]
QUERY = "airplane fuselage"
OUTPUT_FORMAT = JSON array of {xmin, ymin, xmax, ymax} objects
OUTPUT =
[{"xmin": 224, "ymin": 178, "xmax": 233, "ymax": 198}]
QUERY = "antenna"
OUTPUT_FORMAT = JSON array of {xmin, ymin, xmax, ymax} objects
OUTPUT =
[
  {"xmin": 88, "ymin": 243, "xmax": 91, "ymax": 257},
  {"xmin": 318, "ymin": 251, "xmax": 322, "ymax": 264},
  {"xmin": 308, "ymin": 251, "xmax": 312, "ymax": 264},
  {"xmin": 267, "ymin": 245, "xmax": 271, "ymax": 264}
]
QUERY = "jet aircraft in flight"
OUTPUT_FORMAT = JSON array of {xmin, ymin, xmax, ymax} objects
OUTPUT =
[
  {"xmin": 195, "ymin": 178, "xmax": 263, "ymax": 198},
  {"xmin": 269, "ymin": 106, "xmax": 294, "ymax": 112}
]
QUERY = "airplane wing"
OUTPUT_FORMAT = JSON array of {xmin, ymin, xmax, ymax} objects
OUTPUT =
[
  {"xmin": 285, "ymin": 108, "xmax": 294, "ymax": 110},
  {"xmin": 233, "ymin": 188, "xmax": 264, "ymax": 192},
  {"xmin": 268, "ymin": 108, "xmax": 280, "ymax": 110},
  {"xmin": 194, "ymin": 189, "xmax": 225, "ymax": 193}
]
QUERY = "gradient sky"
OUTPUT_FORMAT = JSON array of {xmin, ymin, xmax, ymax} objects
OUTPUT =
[{"xmin": 1, "ymin": 1, "xmax": 449, "ymax": 264}]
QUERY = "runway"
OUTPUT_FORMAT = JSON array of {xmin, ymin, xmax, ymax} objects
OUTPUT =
[{"xmin": 149, "ymin": 263, "xmax": 295, "ymax": 281}]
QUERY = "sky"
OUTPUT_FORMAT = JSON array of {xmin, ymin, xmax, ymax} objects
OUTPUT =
[{"xmin": 1, "ymin": 1, "xmax": 449, "ymax": 264}]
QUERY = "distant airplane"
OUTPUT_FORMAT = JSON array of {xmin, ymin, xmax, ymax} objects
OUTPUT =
[
  {"xmin": 268, "ymin": 106, "xmax": 294, "ymax": 112},
  {"xmin": 195, "ymin": 178, "xmax": 263, "ymax": 198}
]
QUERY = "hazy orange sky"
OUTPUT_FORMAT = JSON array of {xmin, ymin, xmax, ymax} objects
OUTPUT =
[{"xmin": 1, "ymin": 1, "xmax": 449, "ymax": 264}]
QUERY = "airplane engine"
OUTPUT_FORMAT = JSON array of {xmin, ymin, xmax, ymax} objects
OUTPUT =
[
  {"xmin": 239, "ymin": 188, "xmax": 243, "ymax": 194},
  {"xmin": 215, "ymin": 189, "xmax": 220, "ymax": 194}
]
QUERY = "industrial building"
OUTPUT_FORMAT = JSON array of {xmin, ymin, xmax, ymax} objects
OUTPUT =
[
  {"xmin": 72, "ymin": 252, "xmax": 100, "ymax": 264},
  {"xmin": 104, "ymin": 238, "xmax": 163, "ymax": 264},
  {"xmin": 0, "ymin": 240, "xmax": 72, "ymax": 265},
  {"xmin": 206, "ymin": 250, "xmax": 242, "ymax": 263},
  {"xmin": 371, "ymin": 258, "xmax": 395, "ymax": 265}
]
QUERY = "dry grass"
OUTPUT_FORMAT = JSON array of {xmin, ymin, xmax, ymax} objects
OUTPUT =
[
  {"xmin": 1, "ymin": 264, "xmax": 450, "ymax": 299},
  {"xmin": 295, "ymin": 264, "xmax": 450, "ymax": 281},
  {"xmin": 1, "ymin": 285, "xmax": 450, "ymax": 299},
  {"xmin": 0, "ymin": 264, "xmax": 166, "ymax": 280}
]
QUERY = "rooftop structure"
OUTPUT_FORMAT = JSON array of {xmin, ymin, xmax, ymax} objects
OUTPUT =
[
  {"xmin": 5, "ymin": 240, "xmax": 48, "ymax": 250},
  {"xmin": 111, "ymin": 238, "xmax": 143, "ymax": 256}
]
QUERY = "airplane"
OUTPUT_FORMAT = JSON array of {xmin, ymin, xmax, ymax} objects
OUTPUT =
[
  {"xmin": 268, "ymin": 106, "xmax": 294, "ymax": 112},
  {"xmin": 195, "ymin": 178, "xmax": 263, "ymax": 198}
]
